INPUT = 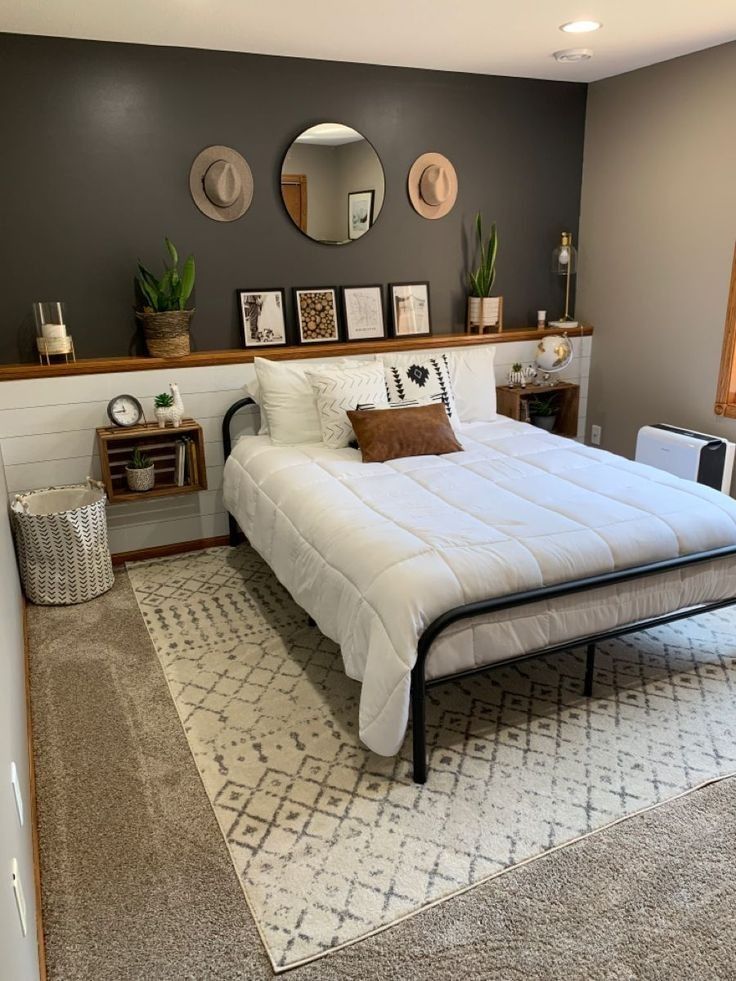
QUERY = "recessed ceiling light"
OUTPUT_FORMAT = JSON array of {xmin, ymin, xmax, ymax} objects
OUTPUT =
[
  {"xmin": 553, "ymin": 48, "xmax": 594, "ymax": 62},
  {"xmin": 560, "ymin": 20, "xmax": 602, "ymax": 33}
]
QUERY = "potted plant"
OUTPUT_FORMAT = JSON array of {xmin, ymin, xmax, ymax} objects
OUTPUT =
[
  {"xmin": 136, "ymin": 237, "xmax": 195, "ymax": 358},
  {"xmin": 467, "ymin": 214, "xmax": 502, "ymax": 333},
  {"xmin": 528, "ymin": 392, "xmax": 559, "ymax": 432},
  {"xmin": 125, "ymin": 447, "xmax": 155, "ymax": 492}
]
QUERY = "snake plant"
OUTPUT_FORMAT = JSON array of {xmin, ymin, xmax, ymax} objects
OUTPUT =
[
  {"xmin": 468, "ymin": 214, "xmax": 498, "ymax": 298},
  {"xmin": 136, "ymin": 237, "xmax": 196, "ymax": 312},
  {"xmin": 128, "ymin": 447, "xmax": 152, "ymax": 469}
]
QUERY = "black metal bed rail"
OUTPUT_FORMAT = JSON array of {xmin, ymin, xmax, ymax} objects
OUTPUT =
[
  {"xmin": 222, "ymin": 396, "xmax": 256, "ymax": 546},
  {"xmin": 411, "ymin": 544, "xmax": 736, "ymax": 783}
]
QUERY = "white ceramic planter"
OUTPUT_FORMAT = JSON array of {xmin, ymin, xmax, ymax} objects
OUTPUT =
[{"xmin": 467, "ymin": 295, "xmax": 502, "ymax": 332}]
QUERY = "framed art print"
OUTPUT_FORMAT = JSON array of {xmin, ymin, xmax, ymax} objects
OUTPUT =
[
  {"xmin": 348, "ymin": 190, "xmax": 375, "ymax": 240},
  {"xmin": 294, "ymin": 287, "xmax": 340, "ymax": 343},
  {"xmin": 341, "ymin": 285, "xmax": 386, "ymax": 341},
  {"xmin": 237, "ymin": 289, "xmax": 287, "ymax": 348},
  {"xmin": 389, "ymin": 282, "xmax": 432, "ymax": 337}
]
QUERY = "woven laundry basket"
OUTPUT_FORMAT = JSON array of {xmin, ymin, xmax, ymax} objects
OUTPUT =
[{"xmin": 11, "ymin": 479, "xmax": 114, "ymax": 605}]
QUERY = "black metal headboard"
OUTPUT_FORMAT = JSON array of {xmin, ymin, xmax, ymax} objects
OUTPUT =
[{"xmin": 222, "ymin": 396, "xmax": 257, "ymax": 545}]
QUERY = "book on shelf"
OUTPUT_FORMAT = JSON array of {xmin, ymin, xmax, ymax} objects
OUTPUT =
[
  {"xmin": 175, "ymin": 439, "xmax": 186, "ymax": 486},
  {"xmin": 174, "ymin": 436, "xmax": 199, "ymax": 487}
]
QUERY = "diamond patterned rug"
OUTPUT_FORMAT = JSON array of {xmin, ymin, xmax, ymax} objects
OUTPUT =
[{"xmin": 127, "ymin": 545, "xmax": 736, "ymax": 972}]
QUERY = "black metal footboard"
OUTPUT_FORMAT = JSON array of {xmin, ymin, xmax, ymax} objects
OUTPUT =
[
  {"xmin": 411, "ymin": 545, "xmax": 736, "ymax": 783},
  {"xmin": 222, "ymin": 396, "xmax": 256, "ymax": 547}
]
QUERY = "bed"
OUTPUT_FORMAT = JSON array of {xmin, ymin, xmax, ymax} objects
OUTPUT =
[{"xmin": 223, "ymin": 404, "xmax": 736, "ymax": 783}]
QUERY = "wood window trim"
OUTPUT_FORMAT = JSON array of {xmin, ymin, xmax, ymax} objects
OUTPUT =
[
  {"xmin": 714, "ymin": 242, "xmax": 736, "ymax": 417},
  {"xmin": 0, "ymin": 327, "xmax": 593, "ymax": 382}
]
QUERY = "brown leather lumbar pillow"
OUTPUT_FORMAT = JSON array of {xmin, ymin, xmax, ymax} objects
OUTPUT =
[{"xmin": 347, "ymin": 402, "xmax": 463, "ymax": 463}]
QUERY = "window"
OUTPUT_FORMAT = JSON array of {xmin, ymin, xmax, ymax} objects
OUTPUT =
[{"xmin": 714, "ymin": 244, "xmax": 736, "ymax": 417}]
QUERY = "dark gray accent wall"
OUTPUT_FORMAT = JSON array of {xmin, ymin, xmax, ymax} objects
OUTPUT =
[{"xmin": 0, "ymin": 33, "xmax": 587, "ymax": 362}]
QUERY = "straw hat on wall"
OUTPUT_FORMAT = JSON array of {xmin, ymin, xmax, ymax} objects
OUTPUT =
[
  {"xmin": 407, "ymin": 152, "xmax": 458, "ymax": 220},
  {"xmin": 189, "ymin": 145, "xmax": 253, "ymax": 222}
]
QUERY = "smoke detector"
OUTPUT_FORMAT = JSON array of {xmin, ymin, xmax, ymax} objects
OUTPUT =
[{"xmin": 553, "ymin": 48, "xmax": 593, "ymax": 63}]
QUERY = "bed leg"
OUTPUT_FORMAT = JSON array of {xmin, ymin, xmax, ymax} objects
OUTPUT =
[
  {"xmin": 583, "ymin": 642, "xmax": 596, "ymax": 697},
  {"xmin": 411, "ymin": 663, "xmax": 427, "ymax": 784},
  {"xmin": 228, "ymin": 514, "xmax": 240, "ymax": 548},
  {"xmin": 307, "ymin": 616, "xmax": 316, "ymax": 628}
]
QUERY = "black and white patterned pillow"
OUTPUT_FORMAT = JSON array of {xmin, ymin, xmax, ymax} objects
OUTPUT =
[
  {"xmin": 356, "ymin": 394, "xmax": 445, "ymax": 411},
  {"xmin": 383, "ymin": 354, "xmax": 457, "ymax": 421}
]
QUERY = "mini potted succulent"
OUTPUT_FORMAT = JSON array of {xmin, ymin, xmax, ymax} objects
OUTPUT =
[
  {"xmin": 528, "ymin": 393, "xmax": 559, "ymax": 432},
  {"xmin": 467, "ymin": 214, "xmax": 502, "ymax": 333},
  {"xmin": 125, "ymin": 447, "xmax": 155, "ymax": 492},
  {"xmin": 135, "ymin": 237, "xmax": 195, "ymax": 358}
]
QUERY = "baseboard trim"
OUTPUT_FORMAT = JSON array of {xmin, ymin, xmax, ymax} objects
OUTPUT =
[
  {"xmin": 111, "ymin": 535, "xmax": 230, "ymax": 566},
  {"xmin": 23, "ymin": 601, "xmax": 48, "ymax": 981}
]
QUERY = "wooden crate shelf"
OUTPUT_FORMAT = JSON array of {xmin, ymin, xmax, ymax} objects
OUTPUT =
[
  {"xmin": 96, "ymin": 418, "xmax": 207, "ymax": 505},
  {"xmin": 496, "ymin": 381, "xmax": 580, "ymax": 438}
]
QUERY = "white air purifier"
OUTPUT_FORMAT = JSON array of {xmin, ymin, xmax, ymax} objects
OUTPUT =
[{"xmin": 635, "ymin": 424, "xmax": 735, "ymax": 493}]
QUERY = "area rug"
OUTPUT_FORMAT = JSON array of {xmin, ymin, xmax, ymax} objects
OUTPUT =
[{"xmin": 127, "ymin": 545, "xmax": 736, "ymax": 972}]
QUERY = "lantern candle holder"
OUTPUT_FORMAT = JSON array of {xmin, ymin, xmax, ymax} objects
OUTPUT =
[{"xmin": 32, "ymin": 302, "xmax": 76, "ymax": 365}]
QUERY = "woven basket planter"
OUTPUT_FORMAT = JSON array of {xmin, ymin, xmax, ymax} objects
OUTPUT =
[
  {"xmin": 138, "ymin": 309, "xmax": 194, "ymax": 358},
  {"xmin": 11, "ymin": 480, "xmax": 114, "ymax": 606}
]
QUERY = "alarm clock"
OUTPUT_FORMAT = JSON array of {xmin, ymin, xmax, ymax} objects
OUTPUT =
[{"xmin": 107, "ymin": 394, "xmax": 144, "ymax": 427}]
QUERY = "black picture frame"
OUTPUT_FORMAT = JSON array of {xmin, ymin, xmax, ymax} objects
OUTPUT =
[
  {"xmin": 348, "ymin": 189, "xmax": 375, "ymax": 241},
  {"xmin": 389, "ymin": 282, "xmax": 432, "ymax": 337},
  {"xmin": 340, "ymin": 285, "xmax": 386, "ymax": 342},
  {"xmin": 293, "ymin": 287, "xmax": 341, "ymax": 344},
  {"xmin": 237, "ymin": 288, "xmax": 288, "ymax": 348}
]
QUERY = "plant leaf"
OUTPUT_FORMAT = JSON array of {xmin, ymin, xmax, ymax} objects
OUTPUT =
[
  {"xmin": 179, "ymin": 255, "xmax": 195, "ymax": 308},
  {"xmin": 137, "ymin": 275, "xmax": 159, "ymax": 310},
  {"xmin": 165, "ymin": 237, "xmax": 178, "ymax": 267}
]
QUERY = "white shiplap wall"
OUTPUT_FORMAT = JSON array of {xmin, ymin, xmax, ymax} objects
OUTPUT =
[{"xmin": 0, "ymin": 336, "xmax": 591, "ymax": 555}]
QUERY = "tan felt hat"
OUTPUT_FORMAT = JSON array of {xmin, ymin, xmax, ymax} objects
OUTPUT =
[
  {"xmin": 407, "ymin": 152, "xmax": 458, "ymax": 220},
  {"xmin": 189, "ymin": 145, "xmax": 253, "ymax": 222}
]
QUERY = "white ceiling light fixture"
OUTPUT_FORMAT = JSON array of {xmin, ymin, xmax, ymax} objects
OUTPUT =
[
  {"xmin": 553, "ymin": 48, "xmax": 593, "ymax": 62},
  {"xmin": 559, "ymin": 20, "xmax": 602, "ymax": 33}
]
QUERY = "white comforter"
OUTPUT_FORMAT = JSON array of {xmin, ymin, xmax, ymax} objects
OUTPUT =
[{"xmin": 223, "ymin": 418, "xmax": 736, "ymax": 756}]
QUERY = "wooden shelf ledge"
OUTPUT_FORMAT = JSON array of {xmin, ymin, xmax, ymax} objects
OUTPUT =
[{"xmin": 0, "ymin": 327, "xmax": 593, "ymax": 382}]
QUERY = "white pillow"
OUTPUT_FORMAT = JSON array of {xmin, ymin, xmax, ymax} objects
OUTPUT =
[
  {"xmin": 245, "ymin": 377, "xmax": 270, "ymax": 435},
  {"xmin": 253, "ymin": 358, "xmax": 324, "ymax": 445},
  {"xmin": 382, "ymin": 352, "xmax": 458, "ymax": 423},
  {"xmin": 447, "ymin": 346, "xmax": 497, "ymax": 421},
  {"xmin": 307, "ymin": 362, "xmax": 388, "ymax": 448}
]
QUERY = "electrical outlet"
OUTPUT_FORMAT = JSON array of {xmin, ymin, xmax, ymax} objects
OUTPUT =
[
  {"xmin": 591, "ymin": 425, "xmax": 602, "ymax": 446},
  {"xmin": 10, "ymin": 762, "xmax": 24, "ymax": 826},
  {"xmin": 11, "ymin": 859, "xmax": 28, "ymax": 937}
]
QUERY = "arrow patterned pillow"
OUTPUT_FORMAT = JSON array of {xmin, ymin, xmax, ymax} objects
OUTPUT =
[
  {"xmin": 307, "ymin": 362, "xmax": 388, "ymax": 448},
  {"xmin": 382, "ymin": 353, "xmax": 458, "ymax": 424}
]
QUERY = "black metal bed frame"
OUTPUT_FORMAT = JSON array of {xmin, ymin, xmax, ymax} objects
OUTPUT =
[{"xmin": 223, "ymin": 397, "xmax": 736, "ymax": 785}]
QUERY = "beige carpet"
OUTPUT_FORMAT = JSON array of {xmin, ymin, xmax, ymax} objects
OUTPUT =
[
  {"xmin": 122, "ymin": 545, "xmax": 736, "ymax": 972},
  {"xmin": 27, "ymin": 565, "xmax": 736, "ymax": 980}
]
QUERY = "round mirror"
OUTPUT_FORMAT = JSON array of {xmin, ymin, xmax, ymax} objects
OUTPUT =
[{"xmin": 280, "ymin": 123, "xmax": 385, "ymax": 245}]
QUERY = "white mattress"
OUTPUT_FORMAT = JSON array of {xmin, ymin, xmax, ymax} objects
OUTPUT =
[{"xmin": 223, "ymin": 417, "xmax": 736, "ymax": 756}]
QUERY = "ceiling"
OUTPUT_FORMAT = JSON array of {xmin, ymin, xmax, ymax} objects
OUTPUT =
[{"xmin": 1, "ymin": 0, "xmax": 735, "ymax": 82}]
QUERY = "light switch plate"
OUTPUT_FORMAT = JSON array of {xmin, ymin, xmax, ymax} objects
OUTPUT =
[
  {"xmin": 10, "ymin": 762, "xmax": 24, "ymax": 826},
  {"xmin": 11, "ymin": 859, "xmax": 28, "ymax": 937},
  {"xmin": 591, "ymin": 424, "xmax": 602, "ymax": 446}
]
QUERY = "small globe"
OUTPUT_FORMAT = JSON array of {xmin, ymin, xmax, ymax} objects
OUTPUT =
[{"xmin": 535, "ymin": 333, "xmax": 573, "ymax": 373}]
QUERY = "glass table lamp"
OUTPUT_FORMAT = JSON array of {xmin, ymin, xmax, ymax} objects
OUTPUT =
[{"xmin": 551, "ymin": 232, "xmax": 578, "ymax": 325}]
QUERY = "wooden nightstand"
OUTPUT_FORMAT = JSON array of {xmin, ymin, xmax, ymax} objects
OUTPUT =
[
  {"xmin": 496, "ymin": 381, "xmax": 580, "ymax": 438},
  {"xmin": 96, "ymin": 418, "xmax": 207, "ymax": 504}
]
